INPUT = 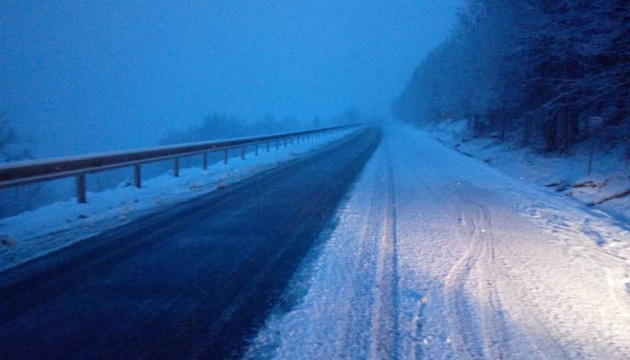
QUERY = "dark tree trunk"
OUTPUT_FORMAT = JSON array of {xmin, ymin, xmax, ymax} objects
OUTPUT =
[{"xmin": 544, "ymin": 117, "xmax": 558, "ymax": 152}]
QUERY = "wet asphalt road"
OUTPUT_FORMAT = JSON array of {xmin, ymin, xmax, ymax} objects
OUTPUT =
[{"xmin": 0, "ymin": 126, "xmax": 381, "ymax": 359}]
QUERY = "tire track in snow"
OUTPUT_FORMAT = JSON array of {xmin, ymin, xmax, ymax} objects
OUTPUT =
[
  {"xmin": 474, "ymin": 204, "xmax": 511, "ymax": 360},
  {"xmin": 368, "ymin": 145, "xmax": 400, "ymax": 359},
  {"xmin": 443, "ymin": 198, "xmax": 511, "ymax": 359},
  {"xmin": 334, "ymin": 144, "xmax": 401, "ymax": 359},
  {"xmin": 443, "ymin": 203, "xmax": 486, "ymax": 359},
  {"xmin": 408, "ymin": 290, "xmax": 430, "ymax": 359},
  {"xmin": 334, "ymin": 158, "xmax": 384, "ymax": 358},
  {"xmin": 446, "ymin": 197, "xmax": 569, "ymax": 359}
]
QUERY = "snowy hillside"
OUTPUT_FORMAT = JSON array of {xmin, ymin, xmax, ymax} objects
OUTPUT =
[{"xmin": 428, "ymin": 119, "xmax": 630, "ymax": 222}]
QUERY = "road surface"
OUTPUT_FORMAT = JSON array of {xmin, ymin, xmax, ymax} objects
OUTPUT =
[
  {"xmin": 0, "ymin": 126, "xmax": 382, "ymax": 359},
  {"xmin": 245, "ymin": 124, "xmax": 630, "ymax": 359}
]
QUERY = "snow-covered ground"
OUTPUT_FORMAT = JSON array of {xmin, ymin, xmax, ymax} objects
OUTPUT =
[
  {"xmin": 428, "ymin": 119, "xmax": 630, "ymax": 221},
  {"xmin": 245, "ymin": 123, "xmax": 630, "ymax": 359},
  {"xmin": 0, "ymin": 129, "xmax": 354, "ymax": 272},
  {"xmin": 2, "ymin": 123, "xmax": 629, "ymax": 359}
]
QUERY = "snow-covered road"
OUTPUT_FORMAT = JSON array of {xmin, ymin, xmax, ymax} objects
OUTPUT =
[{"xmin": 246, "ymin": 124, "xmax": 630, "ymax": 359}]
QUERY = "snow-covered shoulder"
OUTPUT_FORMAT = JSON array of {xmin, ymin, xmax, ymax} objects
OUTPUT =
[
  {"xmin": 246, "ymin": 122, "xmax": 630, "ymax": 359},
  {"xmin": 0, "ymin": 130, "xmax": 355, "ymax": 272}
]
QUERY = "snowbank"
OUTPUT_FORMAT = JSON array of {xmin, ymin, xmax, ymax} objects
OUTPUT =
[{"xmin": 426, "ymin": 118, "xmax": 630, "ymax": 221}]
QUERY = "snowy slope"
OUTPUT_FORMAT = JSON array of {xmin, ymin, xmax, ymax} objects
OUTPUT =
[
  {"xmin": 246, "ymin": 123, "xmax": 630, "ymax": 359},
  {"xmin": 428, "ymin": 119, "xmax": 630, "ymax": 221},
  {"xmin": 0, "ymin": 130, "xmax": 354, "ymax": 272}
]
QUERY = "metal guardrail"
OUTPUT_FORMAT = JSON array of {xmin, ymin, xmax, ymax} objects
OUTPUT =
[{"xmin": 0, "ymin": 124, "xmax": 359, "ymax": 203}]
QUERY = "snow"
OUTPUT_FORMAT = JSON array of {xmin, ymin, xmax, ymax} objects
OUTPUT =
[
  {"xmin": 0, "ymin": 129, "xmax": 355, "ymax": 272},
  {"xmin": 429, "ymin": 118, "xmax": 630, "ymax": 221},
  {"xmin": 245, "ymin": 123, "xmax": 630, "ymax": 359},
  {"xmin": 3, "ymin": 122, "xmax": 629, "ymax": 359}
]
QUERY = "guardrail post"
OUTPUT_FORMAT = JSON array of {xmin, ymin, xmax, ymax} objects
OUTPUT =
[
  {"xmin": 134, "ymin": 165, "xmax": 142, "ymax": 188},
  {"xmin": 255, "ymin": 144, "xmax": 259, "ymax": 156},
  {"xmin": 202, "ymin": 153, "xmax": 208, "ymax": 170},
  {"xmin": 76, "ymin": 174, "xmax": 87, "ymax": 204},
  {"xmin": 0, "ymin": 125, "xmax": 358, "ymax": 206}
]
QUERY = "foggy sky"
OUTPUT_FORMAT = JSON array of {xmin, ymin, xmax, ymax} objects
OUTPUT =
[{"xmin": 1, "ymin": 1, "xmax": 462, "ymax": 157}]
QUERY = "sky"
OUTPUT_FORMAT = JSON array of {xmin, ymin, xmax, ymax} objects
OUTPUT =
[{"xmin": 0, "ymin": 0, "xmax": 462, "ymax": 157}]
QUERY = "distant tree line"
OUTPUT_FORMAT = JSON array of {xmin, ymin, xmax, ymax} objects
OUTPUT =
[
  {"xmin": 159, "ymin": 109, "xmax": 371, "ymax": 146},
  {"xmin": 159, "ymin": 113, "xmax": 303, "ymax": 145},
  {"xmin": 393, "ymin": 0, "xmax": 629, "ymax": 152}
]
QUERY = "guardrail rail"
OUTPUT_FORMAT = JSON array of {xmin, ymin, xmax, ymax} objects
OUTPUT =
[{"xmin": 0, "ymin": 124, "xmax": 359, "ymax": 203}]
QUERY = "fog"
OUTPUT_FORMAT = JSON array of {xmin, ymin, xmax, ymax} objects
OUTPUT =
[{"xmin": 1, "ymin": 1, "xmax": 461, "ymax": 158}]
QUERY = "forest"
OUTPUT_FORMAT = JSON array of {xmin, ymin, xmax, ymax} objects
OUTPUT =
[{"xmin": 392, "ymin": 0, "xmax": 629, "ymax": 152}]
